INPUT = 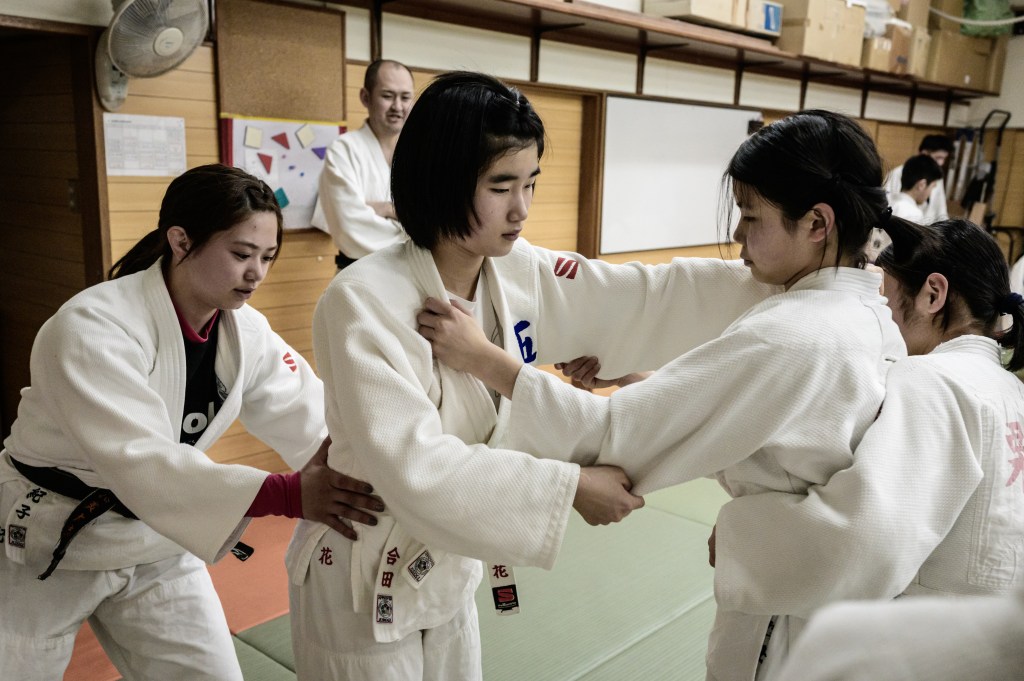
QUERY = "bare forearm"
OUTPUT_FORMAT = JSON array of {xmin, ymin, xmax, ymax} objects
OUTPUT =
[{"xmin": 471, "ymin": 343, "xmax": 522, "ymax": 398}]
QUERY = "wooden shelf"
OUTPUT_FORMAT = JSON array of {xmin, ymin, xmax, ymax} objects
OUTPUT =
[{"xmin": 332, "ymin": 0, "xmax": 993, "ymax": 108}]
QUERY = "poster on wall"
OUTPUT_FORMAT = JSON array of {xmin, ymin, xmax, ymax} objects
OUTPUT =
[
  {"xmin": 221, "ymin": 115, "xmax": 345, "ymax": 229},
  {"xmin": 104, "ymin": 113, "xmax": 187, "ymax": 177}
]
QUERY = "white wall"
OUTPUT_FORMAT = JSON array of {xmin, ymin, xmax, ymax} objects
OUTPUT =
[
  {"xmin": 0, "ymin": 0, "xmax": 111, "ymax": 26},
  {"xmin": 973, "ymin": 35, "xmax": 1024, "ymax": 126},
  {"xmin": 643, "ymin": 58, "xmax": 735, "ymax": 104},
  {"xmin": 383, "ymin": 14, "xmax": 531, "ymax": 81}
]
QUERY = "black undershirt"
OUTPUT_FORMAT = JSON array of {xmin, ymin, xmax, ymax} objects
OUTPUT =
[{"xmin": 180, "ymin": 317, "xmax": 225, "ymax": 446}]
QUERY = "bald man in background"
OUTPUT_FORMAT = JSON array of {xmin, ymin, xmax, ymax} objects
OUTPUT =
[{"xmin": 312, "ymin": 59, "xmax": 415, "ymax": 270}]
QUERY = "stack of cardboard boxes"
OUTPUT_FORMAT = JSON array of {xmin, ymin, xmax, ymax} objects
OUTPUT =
[
  {"xmin": 643, "ymin": 0, "xmax": 784, "ymax": 37},
  {"xmin": 861, "ymin": 0, "xmax": 930, "ymax": 76},
  {"xmin": 632, "ymin": 0, "xmax": 1009, "ymax": 94},
  {"xmin": 926, "ymin": 0, "xmax": 1008, "ymax": 90},
  {"xmin": 775, "ymin": 0, "xmax": 866, "ymax": 66}
]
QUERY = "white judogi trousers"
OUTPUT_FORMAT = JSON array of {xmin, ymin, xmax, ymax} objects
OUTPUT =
[
  {"xmin": 0, "ymin": 552, "xmax": 241, "ymax": 681},
  {"xmin": 288, "ymin": 526, "xmax": 481, "ymax": 681}
]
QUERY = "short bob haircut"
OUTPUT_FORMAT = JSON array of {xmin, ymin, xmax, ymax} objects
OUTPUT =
[{"xmin": 391, "ymin": 71, "xmax": 545, "ymax": 250}]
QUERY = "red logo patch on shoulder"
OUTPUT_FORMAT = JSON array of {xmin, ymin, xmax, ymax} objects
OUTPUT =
[
  {"xmin": 554, "ymin": 257, "xmax": 578, "ymax": 280},
  {"xmin": 283, "ymin": 352, "xmax": 297, "ymax": 372}
]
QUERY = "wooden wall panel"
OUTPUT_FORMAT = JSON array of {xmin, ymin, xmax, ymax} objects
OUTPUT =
[
  {"xmin": 104, "ymin": 44, "xmax": 295, "ymax": 471},
  {"xmin": 0, "ymin": 35, "xmax": 89, "ymax": 435},
  {"xmin": 107, "ymin": 45, "xmax": 219, "ymax": 264}
]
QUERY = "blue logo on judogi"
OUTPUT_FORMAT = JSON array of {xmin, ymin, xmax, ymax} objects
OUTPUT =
[{"xmin": 514, "ymin": 320, "xmax": 537, "ymax": 364}]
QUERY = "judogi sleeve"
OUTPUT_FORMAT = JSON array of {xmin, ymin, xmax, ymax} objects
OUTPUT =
[
  {"xmin": 714, "ymin": 361, "xmax": 983, "ymax": 617},
  {"xmin": 507, "ymin": 316, "xmax": 834, "ymax": 495},
  {"xmin": 884, "ymin": 166, "xmax": 903, "ymax": 203},
  {"xmin": 924, "ymin": 179, "xmax": 949, "ymax": 223},
  {"xmin": 235, "ymin": 310, "xmax": 327, "ymax": 471},
  {"xmin": 317, "ymin": 137, "xmax": 403, "ymax": 258},
  {"xmin": 511, "ymin": 243, "xmax": 777, "ymax": 376},
  {"xmin": 315, "ymin": 281, "xmax": 578, "ymax": 569},
  {"xmin": 30, "ymin": 307, "xmax": 267, "ymax": 564}
]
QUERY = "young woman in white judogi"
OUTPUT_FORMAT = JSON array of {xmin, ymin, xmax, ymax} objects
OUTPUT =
[
  {"xmin": 286, "ymin": 72, "xmax": 776, "ymax": 681},
  {"xmin": 418, "ymin": 110, "xmax": 909, "ymax": 681},
  {"xmin": 0, "ymin": 165, "xmax": 381, "ymax": 681},
  {"xmin": 706, "ymin": 219, "xmax": 1024, "ymax": 677}
]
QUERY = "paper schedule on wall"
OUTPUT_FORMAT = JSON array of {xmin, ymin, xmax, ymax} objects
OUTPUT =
[
  {"xmin": 599, "ymin": 98, "xmax": 760, "ymax": 253},
  {"xmin": 103, "ymin": 113, "xmax": 187, "ymax": 177},
  {"xmin": 221, "ymin": 115, "xmax": 345, "ymax": 229}
]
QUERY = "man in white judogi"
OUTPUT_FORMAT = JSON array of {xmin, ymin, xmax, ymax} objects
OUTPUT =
[{"xmin": 311, "ymin": 59, "xmax": 415, "ymax": 269}]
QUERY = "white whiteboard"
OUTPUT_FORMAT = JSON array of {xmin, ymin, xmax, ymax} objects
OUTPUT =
[{"xmin": 600, "ymin": 97, "xmax": 760, "ymax": 254}]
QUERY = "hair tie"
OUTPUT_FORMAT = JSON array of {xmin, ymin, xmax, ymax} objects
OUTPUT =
[
  {"xmin": 830, "ymin": 172, "xmax": 842, "ymax": 186},
  {"xmin": 999, "ymin": 291, "xmax": 1024, "ymax": 314},
  {"xmin": 879, "ymin": 206, "xmax": 893, "ymax": 227}
]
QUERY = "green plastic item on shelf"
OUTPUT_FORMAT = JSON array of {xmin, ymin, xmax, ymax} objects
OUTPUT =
[{"xmin": 962, "ymin": 0, "xmax": 1015, "ymax": 37}]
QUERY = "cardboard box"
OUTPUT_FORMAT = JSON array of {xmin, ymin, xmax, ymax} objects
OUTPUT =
[
  {"xmin": 746, "ymin": 0, "xmax": 783, "ymax": 35},
  {"xmin": 894, "ymin": 0, "xmax": 929, "ymax": 28},
  {"xmin": 986, "ymin": 33, "xmax": 1009, "ymax": 93},
  {"xmin": 908, "ymin": 25, "xmax": 930, "ymax": 78},
  {"xmin": 780, "ymin": 0, "xmax": 864, "ymax": 22},
  {"xmin": 925, "ymin": 28, "xmax": 993, "ymax": 88},
  {"xmin": 644, "ymin": 0, "xmax": 737, "ymax": 26},
  {"xmin": 928, "ymin": 0, "xmax": 963, "ymax": 33},
  {"xmin": 777, "ymin": 0, "xmax": 866, "ymax": 66},
  {"xmin": 861, "ymin": 21, "xmax": 912, "ymax": 73}
]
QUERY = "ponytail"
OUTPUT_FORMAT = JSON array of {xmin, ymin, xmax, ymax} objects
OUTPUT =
[
  {"xmin": 108, "ymin": 228, "xmax": 169, "ymax": 279},
  {"xmin": 997, "ymin": 292, "xmax": 1024, "ymax": 372},
  {"xmin": 877, "ymin": 218, "xmax": 1020, "ymax": 372}
]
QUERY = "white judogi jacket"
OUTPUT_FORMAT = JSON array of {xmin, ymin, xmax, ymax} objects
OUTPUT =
[
  {"xmin": 772, "ymin": 585, "xmax": 1024, "ymax": 681},
  {"xmin": 503, "ymin": 268, "xmax": 906, "ymax": 681},
  {"xmin": 716, "ymin": 335, "xmax": 1024, "ymax": 622},
  {"xmin": 885, "ymin": 164, "xmax": 948, "ymax": 224},
  {"xmin": 311, "ymin": 122, "xmax": 407, "ymax": 258},
  {"xmin": 288, "ymin": 237, "xmax": 775, "ymax": 642},
  {"xmin": 0, "ymin": 261, "xmax": 326, "ymax": 571}
]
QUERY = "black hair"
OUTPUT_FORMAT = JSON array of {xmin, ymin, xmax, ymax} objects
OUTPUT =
[
  {"xmin": 109, "ymin": 164, "xmax": 283, "ymax": 279},
  {"xmin": 900, "ymin": 154, "xmax": 944, "ymax": 192},
  {"xmin": 363, "ymin": 59, "xmax": 413, "ymax": 93},
  {"xmin": 876, "ymin": 218, "xmax": 1023, "ymax": 371},
  {"xmin": 391, "ymin": 71, "xmax": 545, "ymax": 250},
  {"xmin": 724, "ymin": 109, "xmax": 895, "ymax": 267},
  {"xmin": 919, "ymin": 134, "xmax": 954, "ymax": 155}
]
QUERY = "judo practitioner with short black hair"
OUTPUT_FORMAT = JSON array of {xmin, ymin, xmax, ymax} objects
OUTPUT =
[{"xmin": 286, "ymin": 71, "xmax": 775, "ymax": 681}]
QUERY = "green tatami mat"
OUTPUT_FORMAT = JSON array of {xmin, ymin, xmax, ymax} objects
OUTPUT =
[
  {"xmin": 477, "ymin": 507, "xmax": 716, "ymax": 681},
  {"xmin": 575, "ymin": 597, "xmax": 717, "ymax": 681},
  {"xmin": 233, "ymin": 636, "xmax": 296, "ymax": 681},
  {"xmin": 645, "ymin": 477, "xmax": 730, "ymax": 527},
  {"xmin": 236, "ymin": 615, "xmax": 295, "ymax": 672}
]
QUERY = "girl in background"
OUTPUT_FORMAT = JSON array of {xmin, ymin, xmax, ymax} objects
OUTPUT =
[
  {"xmin": 0, "ymin": 164, "xmax": 381, "ymax": 680},
  {"xmin": 418, "ymin": 110, "xmax": 908, "ymax": 680},
  {"xmin": 710, "ymin": 219, "xmax": 1024, "ymax": 671}
]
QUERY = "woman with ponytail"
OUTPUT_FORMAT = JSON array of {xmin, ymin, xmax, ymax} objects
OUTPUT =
[
  {"xmin": 0, "ymin": 164, "xmax": 382, "ymax": 680},
  {"xmin": 708, "ymin": 218, "xmax": 1024, "ymax": 680}
]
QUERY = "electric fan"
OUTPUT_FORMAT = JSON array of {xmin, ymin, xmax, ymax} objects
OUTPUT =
[{"xmin": 95, "ymin": 0, "xmax": 209, "ymax": 111}]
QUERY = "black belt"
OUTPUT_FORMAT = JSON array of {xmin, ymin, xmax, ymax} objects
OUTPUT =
[
  {"xmin": 10, "ymin": 457, "xmax": 137, "ymax": 580},
  {"xmin": 9, "ymin": 457, "xmax": 253, "ymax": 580},
  {"xmin": 335, "ymin": 251, "xmax": 357, "ymax": 270}
]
